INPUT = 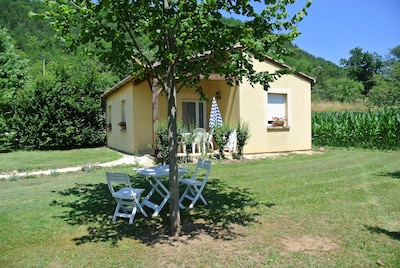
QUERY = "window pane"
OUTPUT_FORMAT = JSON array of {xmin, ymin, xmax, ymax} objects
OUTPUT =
[
  {"xmin": 268, "ymin": 94, "xmax": 286, "ymax": 121},
  {"xmin": 198, "ymin": 102, "xmax": 205, "ymax": 128},
  {"xmin": 182, "ymin": 101, "xmax": 206, "ymax": 130},
  {"xmin": 182, "ymin": 102, "xmax": 196, "ymax": 129},
  {"xmin": 121, "ymin": 100, "xmax": 126, "ymax": 122},
  {"xmin": 107, "ymin": 105, "xmax": 112, "ymax": 124}
]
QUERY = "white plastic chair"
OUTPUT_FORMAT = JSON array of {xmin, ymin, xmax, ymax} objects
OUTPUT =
[
  {"xmin": 179, "ymin": 159, "xmax": 211, "ymax": 208},
  {"xmin": 207, "ymin": 128, "xmax": 214, "ymax": 151},
  {"xmin": 192, "ymin": 128, "xmax": 207, "ymax": 154},
  {"xmin": 224, "ymin": 129, "xmax": 237, "ymax": 153},
  {"xmin": 106, "ymin": 172, "xmax": 148, "ymax": 224}
]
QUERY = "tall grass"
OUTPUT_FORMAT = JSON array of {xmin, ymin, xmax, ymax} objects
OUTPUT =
[
  {"xmin": 311, "ymin": 101, "xmax": 370, "ymax": 113},
  {"xmin": 312, "ymin": 108, "xmax": 400, "ymax": 150}
]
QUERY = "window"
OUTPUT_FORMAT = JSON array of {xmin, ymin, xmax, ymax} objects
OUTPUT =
[
  {"xmin": 267, "ymin": 93, "xmax": 287, "ymax": 126},
  {"xmin": 107, "ymin": 105, "xmax": 112, "ymax": 130},
  {"xmin": 120, "ymin": 100, "xmax": 126, "ymax": 122},
  {"xmin": 182, "ymin": 100, "xmax": 206, "ymax": 130}
]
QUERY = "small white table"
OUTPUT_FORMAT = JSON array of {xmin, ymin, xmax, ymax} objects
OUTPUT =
[{"xmin": 135, "ymin": 165, "xmax": 188, "ymax": 216}]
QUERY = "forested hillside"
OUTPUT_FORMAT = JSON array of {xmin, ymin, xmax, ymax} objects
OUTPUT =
[
  {"xmin": 0, "ymin": 0, "xmax": 62, "ymax": 62},
  {"xmin": 0, "ymin": 0, "xmax": 346, "ymax": 87},
  {"xmin": 0, "ymin": 0, "xmax": 398, "ymax": 152},
  {"xmin": 2, "ymin": 0, "xmax": 397, "ymax": 103}
]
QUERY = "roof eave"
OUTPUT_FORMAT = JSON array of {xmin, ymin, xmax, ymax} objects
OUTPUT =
[
  {"xmin": 100, "ymin": 75, "xmax": 136, "ymax": 99},
  {"xmin": 263, "ymin": 55, "xmax": 316, "ymax": 85}
]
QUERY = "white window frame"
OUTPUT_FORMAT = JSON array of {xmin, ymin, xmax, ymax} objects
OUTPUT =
[{"xmin": 182, "ymin": 100, "xmax": 206, "ymax": 130}]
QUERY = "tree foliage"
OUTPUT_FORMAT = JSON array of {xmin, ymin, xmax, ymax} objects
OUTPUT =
[
  {"xmin": 340, "ymin": 46, "xmax": 384, "ymax": 95},
  {"xmin": 368, "ymin": 46, "xmax": 400, "ymax": 108},
  {"xmin": 0, "ymin": 28, "xmax": 29, "ymax": 117},
  {"xmin": 0, "ymin": 27, "xmax": 29, "ymax": 151},
  {"xmin": 0, "ymin": 0, "xmax": 62, "ymax": 62},
  {"xmin": 323, "ymin": 78, "xmax": 364, "ymax": 103}
]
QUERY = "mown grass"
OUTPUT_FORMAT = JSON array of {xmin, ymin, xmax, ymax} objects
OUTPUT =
[
  {"xmin": 0, "ymin": 148, "xmax": 399, "ymax": 267},
  {"xmin": 0, "ymin": 147, "xmax": 122, "ymax": 173}
]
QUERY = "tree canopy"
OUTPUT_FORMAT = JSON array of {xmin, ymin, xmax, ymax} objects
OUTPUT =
[
  {"xmin": 368, "ymin": 45, "xmax": 400, "ymax": 108},
  {"xmin": 0, "ymin": 27, "xmax": 29, "ymax": 151},
  {"xmin": 39, "ymin": 0, "xmax": 311, "ymax": 91},
  {"xmin": 340, "ymin": 46, "xmax": 384, "ymax": 95}
]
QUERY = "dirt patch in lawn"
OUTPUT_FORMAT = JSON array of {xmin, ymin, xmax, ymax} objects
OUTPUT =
[
  {"xmin": 281, "ymin": 235, "xmax": 339, "ymax": 254},
  {"xmin": 151, "ymin": 222, "xmax": 261, "ymax": 266},
  {"xmin": 145, "ymin": 222, "xmax": 340, "ymax": 266}
]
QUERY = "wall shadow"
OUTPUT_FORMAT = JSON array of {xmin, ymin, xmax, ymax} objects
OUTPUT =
[
  {"xmin": 364, "ymin": 225, "xmax": 400, "ymax": 241},
  {"xmin": 51, "ymin": 175, "xmax": 274, "ymax": 246}
]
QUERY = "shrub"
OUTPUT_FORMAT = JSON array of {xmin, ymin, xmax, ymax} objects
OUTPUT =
[
  {"xmin": 154, "ymin": 119, "xmax": 187, "ymax": 164},
  {"xmin": 236, "ymin": 119, "xmax": 251, "ymax": 159},
  {"xmin": 0, "ymin": 116, "xmax": 15, "ymax": 152},
  {"xmin": 12, "ymin": 56, "xmax": 118, "ymax": 150},
  {"xmin": 213, "ymin": 123, "xmax": 233, "ymax": 159}
]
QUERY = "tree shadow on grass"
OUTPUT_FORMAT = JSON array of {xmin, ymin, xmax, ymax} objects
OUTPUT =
[
  {"xmin": 364, "ymin": 225, "xmax": 400, "ymax": 241},
  {"xmin": 51, "ymin": 175, "xmax": 275, "ymax": 246},
  {"xmin": 377, "ymin": 170, "xmax": 400, "ymax": 179}
]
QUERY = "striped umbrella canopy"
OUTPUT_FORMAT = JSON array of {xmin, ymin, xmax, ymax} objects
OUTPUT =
[{"xmin": 209, "ymin": 97, "xmax": 223, "ymax": 129}]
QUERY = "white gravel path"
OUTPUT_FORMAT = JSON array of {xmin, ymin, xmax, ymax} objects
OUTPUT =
[{"xmin": 0, "ymin": 153, "xmax": 155, "ymax": 179}]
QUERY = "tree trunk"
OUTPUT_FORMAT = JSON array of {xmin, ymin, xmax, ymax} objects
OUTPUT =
[
  {"xmin": 163, "ymin": 0, "xmax": 180, "ymax": 237},
  {"xmin": 166, "ymin": 69, "xmax": 181, "ymax": 237},
  {"xmin": 151, "ymin": 78, "xmax": 160, "ymax": 156}
]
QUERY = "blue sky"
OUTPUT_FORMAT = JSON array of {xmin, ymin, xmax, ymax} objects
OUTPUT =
[{"xmin": 225, "ymin": 0, "xmax": 400, "ymax": 65}]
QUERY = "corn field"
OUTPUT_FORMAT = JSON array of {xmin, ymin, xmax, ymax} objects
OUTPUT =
[{"xmin": 312, "ymin": 109, "xmax": 400, "ymax": 150}]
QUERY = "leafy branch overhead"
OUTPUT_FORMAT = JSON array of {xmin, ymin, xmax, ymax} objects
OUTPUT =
[{"xmin": 35, "ymin": 0, "xmax": 311, "ymax": 91}]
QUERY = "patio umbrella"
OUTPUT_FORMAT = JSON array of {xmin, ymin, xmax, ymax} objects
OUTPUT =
[{"xmin": 209, "ymin": 97, "xmax": 223, "ymax": 129}]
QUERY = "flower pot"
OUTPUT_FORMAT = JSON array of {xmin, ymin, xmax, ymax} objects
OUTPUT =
[
  {"xmin": 118, "ymin": 122, "xmax": 126, "ymax": 130},
  {"xmin": 272, "ymin": 121, "xmax": 284, "ymax": 127}
]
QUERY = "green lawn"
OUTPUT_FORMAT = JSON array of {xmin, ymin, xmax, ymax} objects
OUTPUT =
[
  {"xmin": 0, "ymin": 148, "xmax": 399, "ymax": 267},
  {"xmin": 0, "ymin": 147, "xmax": 122, "ymax": 173}
]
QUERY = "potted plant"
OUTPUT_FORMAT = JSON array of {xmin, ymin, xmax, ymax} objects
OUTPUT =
[
  {"xmin": 272, "ymin": 117, "xmax": 286, "ymax": 127},
  {"xmin": 236, "ymin": 119, "xmax": 251, "ymax": 159},
  {"xmin": 214, "ymin": 123, "xmax": 233, "ymax": 159},
  {"xmin": 118, "ymin": 121, "xmax": 126, "ymax": 130}
]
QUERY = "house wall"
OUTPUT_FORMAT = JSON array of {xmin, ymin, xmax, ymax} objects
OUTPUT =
[
  {"xmin": 157, "ymin": 80, "xmax": 233, "ymax": 131},
  {"xmin": 104, "ymin": 58, "xmax": 311, "ymax": 155},
  {"xmin": 238, "ymin": 60, "xmax": 312, "ymax": 154},
  {"xmin": 105, "ymin": 80, "xmax": 153, "ymax": 154}
]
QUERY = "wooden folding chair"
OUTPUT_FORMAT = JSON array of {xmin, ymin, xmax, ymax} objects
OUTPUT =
[
  {"xmin": 106, "ymin": 172, "xmax": 148, "ymax": 224},
  {"xmin": 179, "ymin": 159, "xmax": 211, "ymax": 208}
]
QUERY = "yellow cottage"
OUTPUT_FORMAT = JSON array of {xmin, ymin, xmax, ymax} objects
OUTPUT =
[{"xmin": 101, "ymin": 56, "xmax": 315, "ymax": 155}]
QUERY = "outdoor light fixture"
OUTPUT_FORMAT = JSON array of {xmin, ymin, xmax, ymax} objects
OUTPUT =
[{"xmin": 215, "ymin": 90, "xmax": 221, "ymax": 100}]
